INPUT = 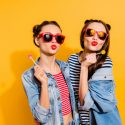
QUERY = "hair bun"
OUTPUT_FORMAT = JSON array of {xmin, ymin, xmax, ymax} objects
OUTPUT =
[
  {"xmin": 106, "ymin": 24, "xmax": 111, "ymax": 30},
  {"xmin": 33, "ymin": 25, "xmax": 39, "ymax": 34},
  {"xmin": 84, "ymin": 20, "xmax": 91, "ymax": 24},
  {"xmin": 84, "ymin": 19, "xmax": 99, "ymax": 24}
]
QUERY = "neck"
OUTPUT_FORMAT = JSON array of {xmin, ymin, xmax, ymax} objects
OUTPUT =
[{"xmin": 38, "ymin": 53, "xmax": 60, "ymax": 74}]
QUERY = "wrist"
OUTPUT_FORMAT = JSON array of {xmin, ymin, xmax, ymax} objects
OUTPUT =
[
  {"xmin": 41, "ymin": 82, "xmax": 48, "ymax": 88},
  {"xmin": 81, "ymin": 64, "xmax": 89, "ymax": 69}
]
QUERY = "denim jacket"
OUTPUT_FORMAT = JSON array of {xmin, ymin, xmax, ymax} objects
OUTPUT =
[
  {"xmin": 78, "ymin": 67, "xmax": 122, "ymax": 125},
  {"xmin": 22, "ymin": 60, "xmax": 79, "ymax": 125}
]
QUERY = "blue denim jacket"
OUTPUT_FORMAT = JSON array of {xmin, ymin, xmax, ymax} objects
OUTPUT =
[
  {"xmin": 78, "ymin": 68, "xmax": 122, "ymax": 125},
  {"xmin": 22, "ymin": 60, "xmax": 79, "ymax": 125}
]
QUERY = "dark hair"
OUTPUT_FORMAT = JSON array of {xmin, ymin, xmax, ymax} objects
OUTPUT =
[
  {"xmin": 80, "ymin": 19, "xmax": 111, "ymax": 79},
  {"xmin": 33, "ymin": 21, "xmax": 62, "ymax": 47}
]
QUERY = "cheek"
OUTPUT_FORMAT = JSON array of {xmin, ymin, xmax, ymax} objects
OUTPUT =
[
  {"xmin": 56, "ymin": 44, "xmax": 61, "ymax": 50},
  {"xmin": 84, "ymin": 37, "xmax": 91, "ymax": 46},
  {"xmin": 84, "ymin": 37, "xmax": 91, "ymax": 42},
  {"xmin": 99, "ymin": 40, "xmax": 105, "ymax": 46},
  {"xmin": 39, "ymin": 42, "xmax": 48, "ymax": 50}
]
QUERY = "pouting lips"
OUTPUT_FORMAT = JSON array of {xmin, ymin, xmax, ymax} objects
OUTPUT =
[
  {"xmin": 91, "ymin": 41, "xmax": 98, "ymax": 46},
  {"xmin": 51, "ymin": 45, "xmax": 57, "ymax": 50}
]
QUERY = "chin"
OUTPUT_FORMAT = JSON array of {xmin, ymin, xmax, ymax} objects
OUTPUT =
[
  {"xmin": 48, "ymin": 53, "xmax": 56, "ymax": 56},
  {"xmin": 44, "ymin": 51, "xmax": 56, "ymax": 56},
  {"xmin": 89, "ymin": 46, "xmax": 100, "ymax": 52}
]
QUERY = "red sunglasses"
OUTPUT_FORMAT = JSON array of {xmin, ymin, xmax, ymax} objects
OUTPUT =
[
  {"xmin": 37, "ymin": 32, "xmax": 65, "ymax": 44},
  {"xmin": 85, "ymin": 28, "xmax": 108, "ymax": 40}
]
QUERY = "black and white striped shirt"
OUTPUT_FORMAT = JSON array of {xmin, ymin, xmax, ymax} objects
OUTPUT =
[{"xmin": 68, "ymin": 53, "xmax": 112, "ymax": 125}]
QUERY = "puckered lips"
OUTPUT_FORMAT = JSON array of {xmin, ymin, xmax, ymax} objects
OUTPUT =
[
  {"xmin": 51, "ymin": 45, "xmax": 57, "ymax": 50},
  {"xmin": 91, "ymin": 41, "xmax": 98, "ymax": 46}
]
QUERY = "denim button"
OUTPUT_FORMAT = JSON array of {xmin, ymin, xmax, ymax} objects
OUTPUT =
[
  {"xmin": 57, "ymin": 96, "xmax": 60, "ymax": 100},
  {"xmin": 59, "ymin": 110, "xmax": 61, "ymax": 113},
  {"xmin": 55, "ymin": 85, "xmax": 58, "ymax": 88},
  {"xmin": 47, "ymin": 73, "xmax": 51, "ymax": 77}
]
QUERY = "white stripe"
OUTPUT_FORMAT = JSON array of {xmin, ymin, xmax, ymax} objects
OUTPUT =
[{"xmin": 69, "ymin": 54, "xmax": 90, "ymax": 124}]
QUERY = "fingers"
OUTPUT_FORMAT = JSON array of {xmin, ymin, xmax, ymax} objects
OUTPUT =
[
  {"xmin": 80, "ymin": 52, "xmax": 97, "ymax": 63},
  {"xmin": 34, "ymin": 65, "xmax": 44, "ymax": 76},
  {"xmin": 34, "ymin": 65, "xmax": 47, "ymax": 83},
  {"xmin": 34, "ymin": 65, "xmax": 41, "ymax": 71},
  {"xmin": 86, "ymin": 53, "xmax": 97, "ymax": 63}
]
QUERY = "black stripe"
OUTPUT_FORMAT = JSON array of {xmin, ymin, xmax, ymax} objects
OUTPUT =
[{"xmin": 68, "ymin": 54, "xmax": 90, "ymax": 124}]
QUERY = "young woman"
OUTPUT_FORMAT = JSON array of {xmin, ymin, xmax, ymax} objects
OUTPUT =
[
  {"xmin": 22, "ymin": 21, "xmax": 79, "ymax": 125},
  {"xmin": 68, "ymin": 19, "xmax": 122, "ymax": 125}
]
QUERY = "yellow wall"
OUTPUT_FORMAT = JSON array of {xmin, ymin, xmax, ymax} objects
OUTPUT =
[{"xmin": 0, "ymin": 0, "xmax": 125, "ymax": 124}]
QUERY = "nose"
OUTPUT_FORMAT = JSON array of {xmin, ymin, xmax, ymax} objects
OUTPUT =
[
  {"xmin": 92, "ymin": 33, "xmax": 98, "ymax": 40},
  {"xmin": 51, "ymin": 36, "xmax": 57, "ymax": 43}
]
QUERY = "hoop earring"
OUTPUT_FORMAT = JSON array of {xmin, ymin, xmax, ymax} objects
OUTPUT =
[
  {"xmin": 100, "ymin": 50, "xmax": 106, "ymax": 55},
  {"xmin": 97, "ymin": 50, "xmax": 106, "ymax": 55}
]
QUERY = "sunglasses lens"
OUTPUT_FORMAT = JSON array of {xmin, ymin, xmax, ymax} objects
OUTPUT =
[
  {"xmin": 43, "ymin": 34, "xmax": 52, "ymax": 42},
  {"xmin": 56, "ymin": 35, "xmax": 65, "ymax": 44},
  {"xmin": 98, "ymin": 32, "xmax": 107, "ymax": 40},
  {"xmin": 86, "ymin": 29, "xmax": 95, "ymax": 36},
  {"xmin": 86, "ymin": 29, "xmax": 107, "ymax": 40},
  {"xmin": 38, "ymin": 33, "xmax": 65, "ymax": 44}
]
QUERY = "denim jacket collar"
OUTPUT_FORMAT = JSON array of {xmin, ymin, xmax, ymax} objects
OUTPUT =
[{"xmin": 35, "ymin": 58, "xmax": 68, "ymax": 77}]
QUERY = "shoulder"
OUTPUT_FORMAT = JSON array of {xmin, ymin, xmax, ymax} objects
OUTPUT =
[
  {"xmin": 68, "ymin": 53, "xmax": 80, "ymax": 64},
  {"xmin": 68, "ymin": 53, "xmax": 79, "ymax": 60},
  {"xmin": 56, "ymin": 59, "xmax": 67, "ymax": 65},
  {"xmin": 102, "ymin": 56, "xmax": 113, "ymax": 68},
  {"xmin": 56, "ymin": 60, "xmax": 70, "ymax": 70},
  {"xmin": 105, "ymin": 56, "xmax": 113, "ymax": 63},
  {"xmin": 21, "ymin": 66, "xmax": 34, "ymax": 83},
  {"xmin": 90, "ymin": 56, "xmax": 114, "ymax": 81}
]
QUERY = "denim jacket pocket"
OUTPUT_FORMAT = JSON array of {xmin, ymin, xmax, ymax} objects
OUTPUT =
[{"xmin": 98, "ymin": 80, "xmax": 115, "ymax": 93}]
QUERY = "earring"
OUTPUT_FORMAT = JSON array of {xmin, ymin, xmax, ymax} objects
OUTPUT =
[
  {"xmin": 96, "ymin": 50, "xmax": 106, "ymax": 55},
  {"xmin": 100, "ymin": 50, "xmax": 106, "ymax": 55}
]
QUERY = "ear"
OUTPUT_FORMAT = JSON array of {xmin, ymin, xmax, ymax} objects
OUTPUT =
[{"xmin": 34, "ymin": 37, "xmax": 40, "ymax": 47}]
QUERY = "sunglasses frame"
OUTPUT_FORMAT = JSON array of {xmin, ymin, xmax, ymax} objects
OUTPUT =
[
  {"xmin": 37, "ymin": 32, "xmax": 65, "ymax": 44},
  {"xmin": 85, "ymin": 28, "xmax": 108, "ymax": 40}
]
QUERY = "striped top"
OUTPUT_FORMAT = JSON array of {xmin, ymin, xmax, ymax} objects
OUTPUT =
[
  {"xmin": 53, "ymin": 72, "xmax": 71, "ymax": 116},
  {"xmin": 68, "ymin": 53, "xmax": 112, "ymax": 125}
]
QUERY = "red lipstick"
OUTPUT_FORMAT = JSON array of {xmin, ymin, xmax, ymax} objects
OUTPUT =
[
  {"xmin": 51, "ymin": 45, "xmax": 57, "ymax": 50},
  {"xmin": 91, "ymin": 41, "xmax": 98, "ymax": 46}
]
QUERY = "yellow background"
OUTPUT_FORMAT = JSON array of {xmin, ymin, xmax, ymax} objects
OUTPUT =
[{"xmin": 0, "ymin": 0, "xmax": 125, "ymax": 124}]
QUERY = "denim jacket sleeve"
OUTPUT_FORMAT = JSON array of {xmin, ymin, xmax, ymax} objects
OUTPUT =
[
  {"xmin": 22, "ymin": 69, "xmax": 52, "ymax": 124},
  {"xmin": 78, "ymin": 68, "xmax": 117, "ymax": 113}
]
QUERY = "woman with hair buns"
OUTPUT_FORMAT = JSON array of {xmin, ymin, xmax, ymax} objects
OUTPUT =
[
  {"xmin": 22, "ymin": 21, "xmax": 79, "ymax": 125},
  {"xmin": 68, "ymin": 19, "xmax": 122, "ymax": 125}
]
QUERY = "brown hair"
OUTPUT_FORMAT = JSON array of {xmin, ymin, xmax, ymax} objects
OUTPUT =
[
  {"xmin": 80, "ymin": 19, "xmax": 111, "ymax": 79},
  {"xmin": 33, "ymin": 21, "xmax": 62, "ymax": 47}
]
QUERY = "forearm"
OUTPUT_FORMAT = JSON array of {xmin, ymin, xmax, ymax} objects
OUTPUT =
[
  {"xmin": 33, "ymin": 84, "xmax": 52, "ymax": 124},
  {"xmin": 39, "ymin": 83, "xmax": 50, "ymax": 109},
  {"xmin": 79, "ymin": 66, "xmax": 89, "ymax": 105}
]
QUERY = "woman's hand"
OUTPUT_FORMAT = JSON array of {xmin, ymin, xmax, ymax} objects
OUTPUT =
[
  {"xmin": 81, "ymin": 53, "xmax": 97, "ymax": 67},
  {"xmin": 34, "ymin": 65, "xmax": 50, "ymax": 109},
  {"xmin": 34, "ymin": 65, "xmax": 48, "ymax": 86}
]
